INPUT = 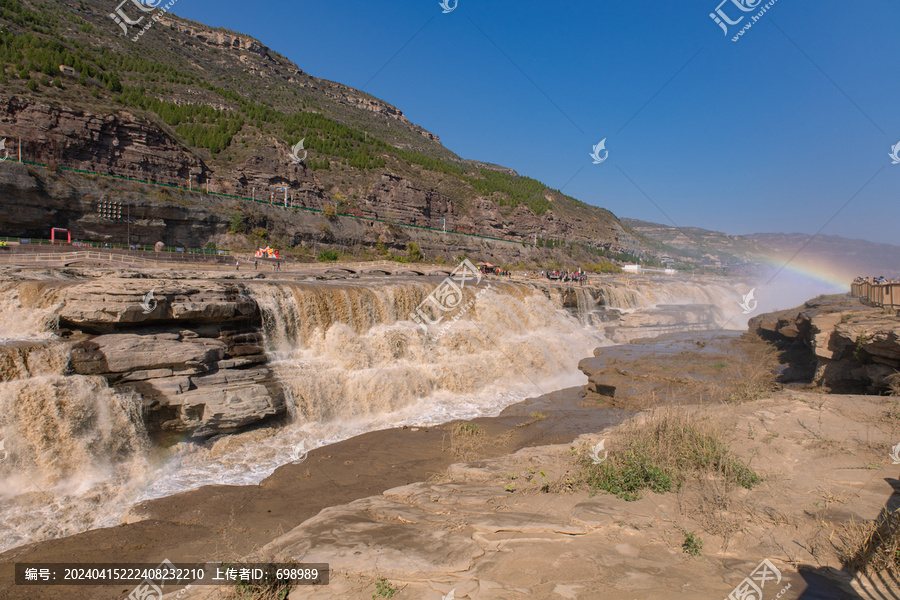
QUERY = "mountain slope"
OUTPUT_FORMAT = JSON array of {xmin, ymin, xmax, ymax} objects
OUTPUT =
[{"xmin": 0, "ymin": 0, "xmax": 643, "ymax": 257}]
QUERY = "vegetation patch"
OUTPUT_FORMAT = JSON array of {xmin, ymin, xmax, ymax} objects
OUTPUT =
[
  {"xmin": 577, "ymin": 409, "xmax": 760, "ymax": 501},
  {"xmin": 839, "ymin": 512, "xmax": 900, "ymax": 577},
  {"xmin": 682, "ymin": 531, "xmax": 703, "ymax": 557},
  {"xmin": 372, "ymin": 578, "xmax": 399, "ymax": 598}
]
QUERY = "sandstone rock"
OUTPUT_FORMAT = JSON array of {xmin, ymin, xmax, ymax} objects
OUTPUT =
[
  {"xmin": 71, "ymin": 334, "xmax": 225, "ymax": 374},
  {"xmin": 810, "ymin": 312, "xmax": 845, "ymax": 360},
  {"xmin": 263, "ymin": 497, "xmax": 484, "ymax": 576},
  {"xmin": 750, "ymin": 298, "xmax": 900, "ymax": 392}
]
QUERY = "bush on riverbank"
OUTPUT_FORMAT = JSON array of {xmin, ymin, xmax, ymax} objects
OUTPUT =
[{"xmin": 577, "ymin": 409, "xmax": 760, "ymax": 501}]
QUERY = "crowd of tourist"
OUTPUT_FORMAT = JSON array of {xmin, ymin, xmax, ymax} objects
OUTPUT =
[
  {"xmin": 480, "ymin": 266, "xmax": 511, "ymax": 277},
  {"xmin": 542, "ymin": 270, "xmax": 588, "ymax": 284},
  {"xmin": 855, "ymin": 275, "xmax": 899, "ymax": 284}
]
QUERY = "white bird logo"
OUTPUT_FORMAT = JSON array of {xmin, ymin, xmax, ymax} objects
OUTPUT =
[
  {"xmin": 590, "ymin": 439, "xmax": 608, "ymax": 464},
  {"xmin": 439, "ymin": 0, "xmax": 457, "ymax": 13},
  {"xmin": 290, "ymin": 441, "xmax": 308, "ymax": 464},
  {"xmin": 589, "ymin": 139, "xmax": 608, "ymax": 164},
  {"xmin": 289, "ymin": 139, "xmax": 307, "ymax": 165},
  {"xmin": 739, "ymin": 288, "xmax": 758, "ymax": 314},
  {"xmin": 0, "ymin": 439, "xmax": 8, "ymax": 464},
  {"xmin": 890, "ymin": 442, "xmax": 900, "ymax": 465},
  {"xmin": 890, "ymin": 141, "xmax": 900, "ymax": 165},
  {"xmin": 442, "ymin": 590, "xmax": 456, "ymax": 600},
  {"xmin": 140, "ymin": 290, "xmax": 158, "ymax": 315},
  {"xmin": 0, "ymin": 138, "xmax": 7, "ymax": 162}
]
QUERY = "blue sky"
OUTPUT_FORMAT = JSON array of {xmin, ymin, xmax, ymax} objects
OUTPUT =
[{"xmin": 168, "ymin": 0, "xmax": 900, "ymax": 245}]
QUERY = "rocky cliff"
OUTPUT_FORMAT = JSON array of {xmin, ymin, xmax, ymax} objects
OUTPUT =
[
  {"xmin": 0, "ymin": 0, "xmax": 644, "ymax": 259},
  {"xmin": 749, "ymin": 295, "xmax": 900, "ymax": 393},
  {"xmin": 0, "ymin": 275, "xmax": 287, "ymax": 442},
  {"xmin": 0, "ymin": 161, "xmax": 564, "ymax": 265}
]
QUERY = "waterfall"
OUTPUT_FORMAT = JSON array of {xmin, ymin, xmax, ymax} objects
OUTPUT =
[
  {"xmin": 0, "ymin": 281, "xmax": 64, "ymax": 341},
  {"xmin": 249, "ymin": 281, "xmax": 608, "ymax": 426},
  {"xmin": 0, "ymin": 342, "xmax": 71, "ymax": 382},
  {"xmin": 0, "ymin": 374, "xmax": 151, "ymax": 551},
  {"xmin": 0, "ymin": 274, "xmax": 750, "ymax": 553}
]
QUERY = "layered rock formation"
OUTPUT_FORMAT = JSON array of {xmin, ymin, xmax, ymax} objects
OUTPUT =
[
  {"xmin": 0, "ymin": 96, "xmax": 208, "ymax": 186},
  {"xmin": 750, "ymin": 295, "xmax": 900, "ymax": 393},
  {"xmin": 0, "ymin": 159, "xmax": 641, "ymax": 261},
  {"xmin": 54, "ymin": 278, "xmax": 286, "ymax": 440}
]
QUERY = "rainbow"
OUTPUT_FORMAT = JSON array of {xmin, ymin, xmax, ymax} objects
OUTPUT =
[{"xmin": 758, "ymin": 253, "xmax": 852, "ymax": 291}]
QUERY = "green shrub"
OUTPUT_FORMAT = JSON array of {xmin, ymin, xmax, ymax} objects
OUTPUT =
[
  {"xmin": 581, "ymin": 452, "xmax": 672, "ymax": 501},
  {"xmin": 317, "ymin": 249, "xmax": 340, "ymax": 262},
  {"xmin": 373, "ymin": 578, "xmax": 398, "ymax": 598},
  {"xmin": 228, "ymin": 213, "xmax": 246, "ymax": 234},
  {"xmin": 578, "ymin": 409, "xmax": 760, "ymax": 501},
  {"xmin": 682, "ymin": 531, "xmax": 703, "ymax": 557},
  {"xmin": 406, "ymin": 242, "xmax": 423, "ymax": 262}
]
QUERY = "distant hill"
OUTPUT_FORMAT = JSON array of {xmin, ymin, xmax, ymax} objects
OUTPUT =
[{"xmin": 623, "ymin": 218, "xmax": 900, "ymax": 280}]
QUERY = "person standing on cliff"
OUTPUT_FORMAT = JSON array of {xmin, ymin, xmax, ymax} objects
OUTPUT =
[{"xmin": 236, "ymin": 260, "xmax": 240, "ymax": 271}]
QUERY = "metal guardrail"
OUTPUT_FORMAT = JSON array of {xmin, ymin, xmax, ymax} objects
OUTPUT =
[
  {"xmin": 0, "ymin": 252, "xmax": 453, "ymax": 273},
  {"xmin": 0, "ymin": 236, "xmax": 228, "ymax": 256},
  {"xmin": 850, "ymin": 282, "xmax": 900, "ymax": 309},
  {"xmin": 0, "ymin": 251, "xmax": 231, "ymax": 269}
]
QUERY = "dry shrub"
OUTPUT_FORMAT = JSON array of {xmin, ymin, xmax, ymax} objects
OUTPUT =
[
  {"xmin": 838, "ymin": 512, "xmax": 900, "ymax": 577},
  {"xmin": 887, "ymin": 372, "xmax": 900, "ymax": 397},
  {"xmin": 448, "ymin": 422, "xmax": 487, "ymax": 460},
  {"xmin": 718, "ymin": 340, "xmax": 779, "ymax": 404}
]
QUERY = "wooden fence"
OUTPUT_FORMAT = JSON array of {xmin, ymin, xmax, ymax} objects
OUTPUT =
[{"xmin": 850, "ymin": 281, "xmax": 900, "ymax": 309}]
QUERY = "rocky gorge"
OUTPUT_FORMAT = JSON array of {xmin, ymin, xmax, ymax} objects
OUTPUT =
[
  {"xmin": 3, "ymin": 270, "xmax": 900, "ymax": 599},
  {"xmin": 1, "ymin": 269, "xmax": 741, "ymax": 443}
]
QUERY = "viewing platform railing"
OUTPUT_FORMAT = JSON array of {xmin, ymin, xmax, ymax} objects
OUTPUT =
[
  {"xmin": 850, "ymin": 281, "xmax": 900, "ymax": 309},
  {"xmin": 0, "ymin": 250, "xmax": 232, "ymax": 269}
]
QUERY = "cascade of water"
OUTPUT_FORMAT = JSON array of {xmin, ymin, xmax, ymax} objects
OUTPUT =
[
  {"xmin": 249, "ymin": 281, "xmax": 607, "ymax": 426},
  {"xmin": 0, "ymin": 281, "xmax": 64, "ymax": 341},
  {"xmin": 0, "ymin": 375, "xmax": 151, "ymax": 551},
  {"xmin": 0, "ymin": 275, "xmax": 749, "ymax": 553},
  {"xmin": 0, "ymin": 341, "xmax": 71, "ymax": 382}
]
